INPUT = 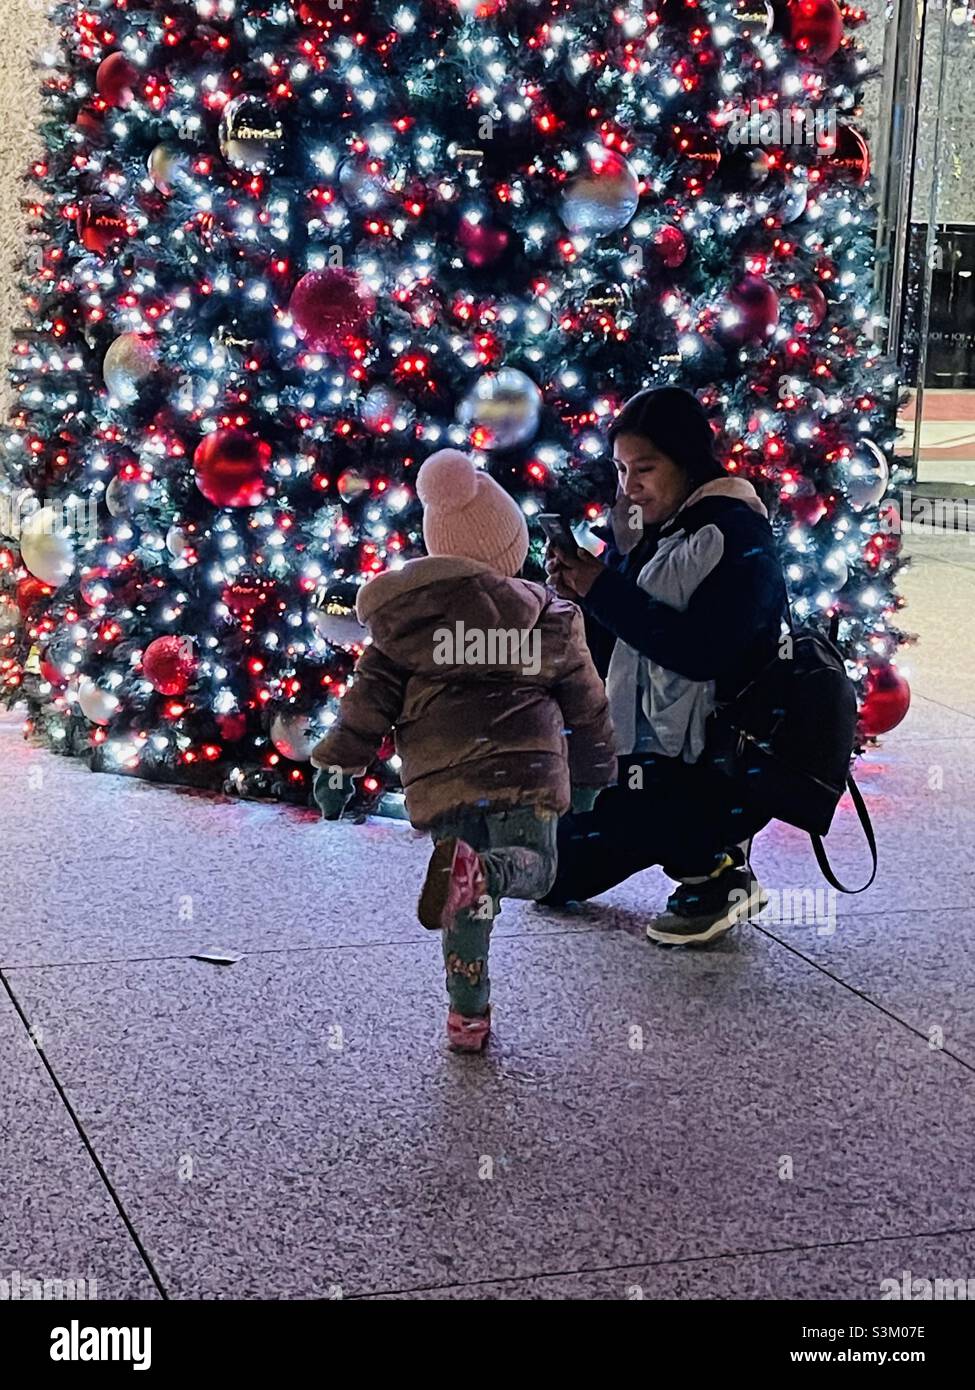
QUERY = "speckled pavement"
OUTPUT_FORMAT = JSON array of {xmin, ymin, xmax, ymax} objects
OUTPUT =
[{"xmin": 1, "ymin": 535, "xmax": 973, "ymax": 1300}]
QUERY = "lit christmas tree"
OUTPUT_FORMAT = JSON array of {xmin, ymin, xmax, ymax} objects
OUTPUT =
[{"xmin": 0, "ymin": 0, "xmax": 910, "ymax": 814}]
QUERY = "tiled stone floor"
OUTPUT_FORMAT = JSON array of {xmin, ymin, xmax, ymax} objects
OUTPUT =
[{"xmin": 1, "ymin": 533, "xmax": 973, "ymax": 1300}]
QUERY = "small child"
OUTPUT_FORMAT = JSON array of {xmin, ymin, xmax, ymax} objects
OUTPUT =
[{"xmin": 311, "ymin": 449, "xmax": 615, "ymax": 1052}]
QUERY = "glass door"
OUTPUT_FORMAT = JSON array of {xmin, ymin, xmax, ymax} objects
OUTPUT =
[{"xmin": 897, "ymin": 2, "xmax": 975, "ymax": 487}]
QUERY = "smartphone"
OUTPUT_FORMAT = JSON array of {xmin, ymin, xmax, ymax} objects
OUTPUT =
[{"xmin": 538, "ymin": 513, "xmax": 578, "ymax": 554}]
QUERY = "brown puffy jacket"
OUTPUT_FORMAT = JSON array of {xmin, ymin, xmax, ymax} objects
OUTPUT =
[{"xmin": 311, "ymin": 556, "xmax": 616, "ymax": 828}]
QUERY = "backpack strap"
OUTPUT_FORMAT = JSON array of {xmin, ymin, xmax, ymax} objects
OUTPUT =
[{"xmin": 809, "ymin": 774, "xmax": 878, "ymax": 894}]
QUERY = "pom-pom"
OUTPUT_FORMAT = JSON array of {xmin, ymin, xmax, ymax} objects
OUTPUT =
[
  {"xmin": 289, "ymin": 268, "xmax": 374, "ymax": 354},
  {"xmin": 416, "ymin": 450, "xmax": 480, "ymax": 509}
]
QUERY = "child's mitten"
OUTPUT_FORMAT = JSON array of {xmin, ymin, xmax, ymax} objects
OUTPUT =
[
  {"xmin": 314, "ymin": 768, "xmax": 357, "ymax": 820},
  {"xmin": 570, "ymin": 785, "xmax": 602, "ymax": 814}
]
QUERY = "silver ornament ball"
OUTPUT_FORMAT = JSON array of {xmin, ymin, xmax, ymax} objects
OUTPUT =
[
  {"xmin": 339, "ymin": 156, "xmax": 400, "ymax": 210},
  {"xmin": 457, "ymin": 367, "xmax": 543, "ymax": 451},
  {"xmin": 361, "ymin": 385, "xmax": 414, "ymax": 435},
  {"xmin": 103, "ymin": 333, "xmax": 159, "ymax": 404},
  {"xmin": 561, "ymin": 146, "xmax": 640, "ymax": 237},
  {"xmin": 337, "ymin": 470, "xmax": 370, "ymax": 501},
  {"xmin": 77, "ymin": 675, "xmax": 119, "ymax": 726},
  {"xmin": 843, "ymin": 439, "xmax": 890, "ymax": 513},
  {"xmin": 270, "ymin": 710, "xmax": 324, "ymax": 763},
  {"xmin": 309, "ymin": 594, "xmax": 366, "ymax": 651},
  {"xmin": 731, "ymin": 0, "xmax": 775, "ymax": 38},
  {"xmin": 105, "ymin": 476, "xmax": 128, "ymax": 516},
  {"xmin": 20, "ymin": 507, "xmax": 75, "ymax": 588},
  {"xmin": 147, "ymin": 143, "xmax": 190, "ymax": 195},
  {"xmin": 0, "ymin": 596, "xmax": 20, "ymax": 635},
  {"xmin": 166, "ymin": 525, "xmax": 189, "ymax": 558},
  {"xmin": 779, "ymin": 179, "xmax": 809, "ymax": 224}
]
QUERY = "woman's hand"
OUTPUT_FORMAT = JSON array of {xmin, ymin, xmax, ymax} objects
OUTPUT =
[{"xmin": 544, "ymin": 542, "xmax": 604, "ymax": 599}]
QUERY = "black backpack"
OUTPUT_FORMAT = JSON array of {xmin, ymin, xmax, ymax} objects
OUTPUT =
[{"xmin": 705, "ymin": 621, "xmax": 877, "ymax": 893}]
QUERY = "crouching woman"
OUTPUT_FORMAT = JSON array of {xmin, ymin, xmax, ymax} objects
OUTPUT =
[{"xmin": 544, "ymin": 386, "xmax": 788, "ymax": 946}]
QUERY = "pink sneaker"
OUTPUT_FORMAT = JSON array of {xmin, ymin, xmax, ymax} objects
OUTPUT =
[
  {"xmin": 418, "ymin": 837, "xmax": 486, "ymax": 932},
  {"xmin": 447, "ymin": 1007, "xmax": 492, "ymax": 1053}
]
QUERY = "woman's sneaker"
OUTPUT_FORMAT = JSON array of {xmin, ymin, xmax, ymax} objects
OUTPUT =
[
  {"xmin": 418, "ymin": 837, "xmax": 486, "ymax": 931},
  {"xmin": 447, "ymin": 1007, "xmax": 492, "ymax": 1053},
  {"xmin": 646, "ymin": 847, "xmax": 768, "ymax": 947}
]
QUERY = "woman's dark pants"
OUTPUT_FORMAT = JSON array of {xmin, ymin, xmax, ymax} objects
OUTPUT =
[{"xmin": 545, "ymin": 754, "xmax": 771, "ymax": 905}]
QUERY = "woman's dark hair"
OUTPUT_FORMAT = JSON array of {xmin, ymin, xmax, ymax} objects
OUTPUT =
[{"xmin": 608, "ymin": 386, "xmax": 725, "ymax": 484}]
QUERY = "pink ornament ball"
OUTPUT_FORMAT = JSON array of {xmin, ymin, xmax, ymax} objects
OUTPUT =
[
  {"xmin": 723, "ymin": 275, "xmax": 780, "ymax": 345},
  {"xmin": 289, "ymin": 269, "xmax": 375, "ymax": 355},
  {"xmin": 458, "ymin": 214, "xmax": 510, "ymax": 269}
]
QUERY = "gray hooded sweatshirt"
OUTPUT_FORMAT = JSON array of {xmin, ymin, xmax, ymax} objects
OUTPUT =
[{"xmin": 605, "ymin": 477, "xmax": 770, "ymax": 763}]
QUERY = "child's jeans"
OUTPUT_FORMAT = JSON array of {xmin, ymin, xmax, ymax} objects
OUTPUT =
[{"xmin": 429, "ymin": 805, "xmax": 559, "ymax": 1018}]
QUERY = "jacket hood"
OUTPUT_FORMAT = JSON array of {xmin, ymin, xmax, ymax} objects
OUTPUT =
[
  {"xmin": 676, "ymin": 476, "xmax": 768, "ymax": 520},
  {"xmin": 609, "ymin": 475, "xmax": 768, "ymax": 553},
  {"xmin": 356, "ymin": 556, "xmax": 501, "ymax": 622},
  {"xmin": 356, "ymin": 555, "xmax": 555, "ymax": 674}
]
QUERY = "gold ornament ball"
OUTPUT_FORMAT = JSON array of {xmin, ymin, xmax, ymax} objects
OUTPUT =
[
  {"xmin": 219, "ymin": 95, "xmax": 285, "ymax": 174},
  {"xmin": 147, "ymin": 143, "xmax": 189, "ymax": 195},
  {"xmin": 103, "ymin": 333, "xmax": 159, "ymax": 404}
]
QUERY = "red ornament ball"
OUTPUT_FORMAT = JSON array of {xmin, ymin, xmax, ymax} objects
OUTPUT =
[
  {"xmin": 822, "ymin": 122, "xmax": 870, "ymax": 186},
  {"xmin": 289, "ymin": 269, "xmax": 375, "ymax": 355},
  {"xmin": 76, "ymin": 199, "xmax": 130, "ymax": 256},
  {"xmin": 76, "ymin": 106, "xmax": 104, "ymax": 140},
  {"xmin": 39, "ymin": 655, "xmax": 67, "ymax": 688},
  {"xmin": 787, "ymin": 0, "xmax": 844, "ymax": 63},
  {"xmin": 652, "ymin": 224, "xmax": 687, "ymax": 269},
  {"xmin": 859, "ymin": 664, "xmax": 911, "ymax": 737},
  {"xmin": 143, "ymin": 635, "xmax": 196, "ymax": 697},
  {"xmin": 216, "ymin": 711, "xmax": 248, "ymax": 743},
  {"xmin": 221, "ymin": 577, "xmax": 279, "ymax": 630},
  {"xmin": 296, "ymin": 0, "xmax": 361, "ymax": 22},
  {"xmin": 723, "ymin": 275, "xmax": 780, "ymax": 345},
  {"xmin": 96, "ymin": 52, "xmax": 138, "ymax": 109},
  {"xmin": 79, "ymin": 569, "xmax": 113, "ymax": 609},
  {"xmin": 781, "ymin": 484, "xmax": 828, "ymax": 527},
  {"xmin": 458, "ymin": 213, "xmax": 510, "ymax": 268},
  {"xmin": 194, "ymin": 429, "xmax": 271, "ymax": 508},
  {"xmin": 788, "ymin": 280, "xmax": 828, "ymax": 330},
  {"xmin": 16, "ymin": 576, "xmax": 53, "ymax": 616}
]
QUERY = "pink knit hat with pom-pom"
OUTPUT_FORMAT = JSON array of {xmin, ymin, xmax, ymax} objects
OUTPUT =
[{"xmin": 416, "ymin": 449, "xmax": 529, "ymax": 578}]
